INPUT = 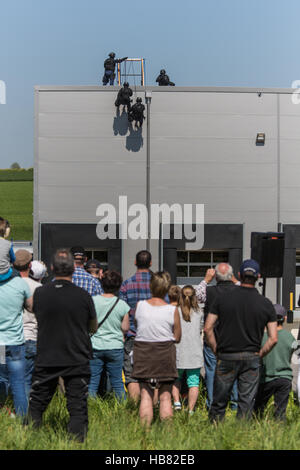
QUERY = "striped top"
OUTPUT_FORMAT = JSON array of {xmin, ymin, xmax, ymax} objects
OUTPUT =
[
  {"xmin": 72, "ymin": 267, "xmax": 103, "ymax": 296},
  {"xmin": 119, "ymin": 271, "xmax": 152, "ymax": 337}
]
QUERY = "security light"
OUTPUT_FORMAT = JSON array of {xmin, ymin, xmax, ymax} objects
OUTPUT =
[{"xmin": 256, "ymin": 133, "xmax": 265, "ymax": 146}]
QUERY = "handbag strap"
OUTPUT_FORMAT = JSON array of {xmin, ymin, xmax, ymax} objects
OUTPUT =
[{"xmin": 97, "ymin": 297, "xmax": 120, "ymax": 330}]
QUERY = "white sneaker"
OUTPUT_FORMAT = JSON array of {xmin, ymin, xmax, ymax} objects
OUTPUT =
[{"xmin": 174, "ymin": 401, "xmax": 182, "ymax": 411}]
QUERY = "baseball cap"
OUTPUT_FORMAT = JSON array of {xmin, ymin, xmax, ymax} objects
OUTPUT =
[
  {"xmin": 85, "ymin": 259, "xmax": 103, "ymax": 270},
  {"xmin": 70, "ymin": 246, "xmax": 85, "ymax": 258},
  {"xmin": 240, "ymin": 259, "xmax": 260, "ymax": 277},
  {"xmin": 30, "ymin": 260, "xmax": 47, "ymax": 281},
  {"xmin": 273, "ymin": 303, "xmax": 287, "ymax": 322},
  {"xmin": 14, "ymin": 249, "xmax": 32, "ymax": 267}
]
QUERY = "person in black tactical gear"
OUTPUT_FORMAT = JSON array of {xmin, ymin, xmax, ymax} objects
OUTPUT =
[
  {"xmin": 115, "ymin": 82, "xmax": 133, "ymax": 113},
  {"xmin": 128, "ymin": 97, "xmax": 145, "ymax": 128},
  {"xmin": 103, "ymin": 52, "xmax": 128, "ymax": 86},
  {"xmin": 156, "ymin": 69, "xmax": 175, "ymax": 86}
]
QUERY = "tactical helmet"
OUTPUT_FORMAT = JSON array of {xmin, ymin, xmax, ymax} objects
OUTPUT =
[
  {"xmin": 136, "ymin": 97, "xmax": 142, "ymax": 102},
  {"xmin": 123, "ymin": 82, "xmax": 129, "ymax": 87},
  {"xmin": 160, "ymin": 69, "xmax": 166, "ymax": 74},
  {"xmin": 109, "ymin": 52, "xmax": 116, "ymax": 58}
]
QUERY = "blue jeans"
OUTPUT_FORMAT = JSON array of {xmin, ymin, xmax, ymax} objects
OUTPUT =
[
  {"xmin": 0, "ymin": 344, "xmax": 27, "ymax": 416},
  {"xmin": 103, "ymin": 70, "xmax": 115, "ymax": 86},
  {"xmin": 209, "ymin": 352, "xmax": 261, "ymax": 421},
  {"xmin": 25, "ymin": 340, "xmax": 37, "ymax": 400},
  {"xmin": 204, "ymin": 344, "xmax": 238, "ymax": 410},
  {"xmin": 89, "ymin": 349, "xmax": 126, "ymax": 401}
]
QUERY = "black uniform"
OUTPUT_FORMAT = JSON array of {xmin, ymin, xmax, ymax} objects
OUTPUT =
[
  {"xmin": 128, "ymin": 100, "xmax": 145, "ymax": 127},
  {"xmin": 115, "ymin": 84, "xmax": 133, "ymax": 112},
  {"xmin": 156, "ymin": 71, "xmax": 175, "ymax": 86},
  {"xmin": 103, "ymin": 54, "xmax": 127, "ymax": 86}
]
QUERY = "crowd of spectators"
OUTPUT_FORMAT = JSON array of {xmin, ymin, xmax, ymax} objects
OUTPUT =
[{"xmin": 0, "ymin": 219, "xmax": 298, "ymax": 441}]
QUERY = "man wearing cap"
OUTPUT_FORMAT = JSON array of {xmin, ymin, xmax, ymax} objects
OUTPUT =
[
  {"xmin": 85, "ymin": 259, "xmax": 104, "ymax": 282},
  {"xmin": 254, "ymin": 304, "xmax": 298, "ymax": 420},
  {"xmin": 30, "ymin": 260, "xmax": 47, "ymax": 283},
  {"xmin": 204, "ymin": 259, "xmax": 278, "ymax": 421},
  {"xmin": 0, "ymin": 249, "xmax": 33, "ymax": 416},
  {"xmin": 71, "ymin": 247, "xmax": 103, "ymax": 296},
  {"xmin": 14, "ymin": 252, "xmax": 43, "ymax": 400}
]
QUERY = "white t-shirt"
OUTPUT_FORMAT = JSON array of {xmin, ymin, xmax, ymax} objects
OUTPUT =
[
  {"xmin": 23, "ymin": 277, "xmax": 41, "ymax": 342},
  {"xmin": 135, "ymin": 300, "xmax": 176, "ymax": 342},
  {"xmin": 176, "ymin": 307, "xmax": 204, "ymax": 369}
]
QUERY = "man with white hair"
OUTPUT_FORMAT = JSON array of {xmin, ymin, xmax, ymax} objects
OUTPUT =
[{"xmin": 203, "ymin": 263, "xmax": 238, "ymax": 409}]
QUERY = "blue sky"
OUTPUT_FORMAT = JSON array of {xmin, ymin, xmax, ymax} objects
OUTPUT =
[{"xmin": 1, "ymin": 0, "xmax": 300, "ymax": 168}]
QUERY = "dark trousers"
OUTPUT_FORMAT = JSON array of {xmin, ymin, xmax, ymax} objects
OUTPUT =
[
  {"xmin": 209, "ymin": 352, "xmax": 261, "ymax": 422},
  {"xmin": 103, "ymin": 70, "xmax": 115, "ymax": 85},
  {"xmin": 28, "ymin": 365, "xmax": 90, "ymax": 442},
  {"xmin": 203, "ymin": 344, "xmax": 238, "ymax": 410},
  {"xmin": 254, "ymin": 378, "xmax": 292, "ymax": 420},
  {"xmin": 115, "ymin": 98, "xmax": 131, "ymax": 112}
]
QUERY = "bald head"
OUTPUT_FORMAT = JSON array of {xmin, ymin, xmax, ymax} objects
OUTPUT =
[{"xmin": 215, "ymin": 263, "xmax": 233, "ymax": 282}]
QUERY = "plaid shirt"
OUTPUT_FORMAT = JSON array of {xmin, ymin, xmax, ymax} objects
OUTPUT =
[
  {"xmin": 119, "ymin": 271, "xmax": 152, "ymax": 337},
  {"xmin": 72, "ymin": 267, "xmax": 103, "ymax": 296},
  {"xmin": 195, "ymin": 280, "xmax": 207, "ymax": 304}
]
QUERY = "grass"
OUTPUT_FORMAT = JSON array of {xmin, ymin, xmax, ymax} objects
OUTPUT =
[
  {"xmin": 0, "ymin": 181, "xmax": 33, "ymax": 241},
  {"xmin": 1, "ymin": 389, "xmax": 300, "ymax": 450},
  {"xmin": 0, "ymin": 168, "xmax": 298, "ymax": 450}
]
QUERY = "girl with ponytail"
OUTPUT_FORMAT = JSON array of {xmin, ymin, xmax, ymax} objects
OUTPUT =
[{"xmin": 172, "ymin": 285, "xmax": 204, "ymax": 413}]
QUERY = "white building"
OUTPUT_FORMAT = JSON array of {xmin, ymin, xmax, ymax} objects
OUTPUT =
[{"xmin": 34, "ymin": 85, "xmax": 300, "ymax": 308}]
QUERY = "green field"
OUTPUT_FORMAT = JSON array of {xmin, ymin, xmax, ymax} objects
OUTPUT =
[
  {"xmin": 0, "ymin": 179, "xmax": 33, "ymax": 241},
  {"xmin": 0, "ymin": 169, "xmax": 299, "ymax": 451},
  {"xmin": 1, "ymin": 391, "xmax": 300, "ymax": 450}
]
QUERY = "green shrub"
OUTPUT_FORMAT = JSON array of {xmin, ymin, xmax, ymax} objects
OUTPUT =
[{"xmin": 0, "ymin": 169, "xmax": 33, "ymax": 182}]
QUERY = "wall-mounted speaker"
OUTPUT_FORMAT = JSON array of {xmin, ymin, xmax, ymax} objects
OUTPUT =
[{"xmin": 251, "ymin": 232, "xmax": 285, "ymax": 278}]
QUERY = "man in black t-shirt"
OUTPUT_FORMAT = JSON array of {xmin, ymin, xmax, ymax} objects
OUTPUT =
[
  {"xmin": 27, "ymin": 249, "xmax": 97, "ymax": 442},
  {"xmin": 204, "ymin": 259, "xmax": 277, "ymax": 421}
]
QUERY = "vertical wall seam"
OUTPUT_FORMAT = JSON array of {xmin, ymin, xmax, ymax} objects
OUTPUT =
[
  {"xmin": 146, "ymin": 96, "xmax": 151, "ymax": 251},
  {"xmin": 277, "ymin": 93, "xmax": 281, "ymax": 227},
  {"xmin": 34, "ymin": 89, "xmax": 39, "ymax": 259},
  {"xmin": 276, "ymin": 93, "xmax": 281, "ymax": 304}
]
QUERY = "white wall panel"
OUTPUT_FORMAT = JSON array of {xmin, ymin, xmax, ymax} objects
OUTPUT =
[{"xmin": 35, "ymin": 87, "xmax": 282, "ymax": 284}]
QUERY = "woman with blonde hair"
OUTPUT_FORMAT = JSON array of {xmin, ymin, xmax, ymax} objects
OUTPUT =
[
  {"xmin": 172, "ymin": 285, "xmax": 204, "ymax": 413},
  {"xmin": 168, "ymin": 285, "xmax": 181, "ymax": 307},
  {"xmin": 132, "ymin": 271, "xmax": 181, "ymax": 427}
]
